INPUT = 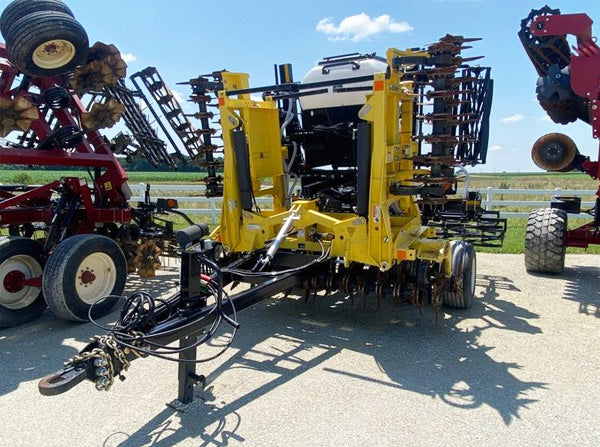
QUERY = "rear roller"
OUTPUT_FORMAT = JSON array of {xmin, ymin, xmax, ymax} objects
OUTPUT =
[
  {"xmin": 0, "ymin": 237, "xmax": 47, "ymax": 327},
  {"xmin": 42, "ymin": 234, "xmax": 126, "ymax": 322}
]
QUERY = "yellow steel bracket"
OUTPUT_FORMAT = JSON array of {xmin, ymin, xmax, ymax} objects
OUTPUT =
[
  {"xmin": 216, "ymin": 72, "xmax": 288, "ymax": 253},
  {"xmin": 354, "ymin": 69, "xmax": 420, "ymax": 270},
  {"xmin": 352, "ymin": 50, "xmax": 451, "ymax": 272}
]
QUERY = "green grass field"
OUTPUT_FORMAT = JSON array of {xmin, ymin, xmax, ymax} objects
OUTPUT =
[
  {"xmin": 2, "ymin": 170, "xmax": 599, "ymax": 255},
  {"xmin": 0, "ymin": 170, "xmax": 208, "ymax": 185},
  {"xmin": 2, "ymin": 169, "xmax": 598, "ymax": 189},
  {"xmin": 2, "ymin": 169, "xmax": 598, "ymax": 190},
  {"xmin": 468, "ymin": 172, "xmax": 597, "ymax": 191},
  {"xmin": 476, "ymin": 218, "xmax": 600, "ymax": 254}
]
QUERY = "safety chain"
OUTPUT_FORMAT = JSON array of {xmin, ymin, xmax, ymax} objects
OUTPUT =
[
  {"xmin": 64, "ymin": 335, "xmax": 131, "ymax": 391},
  {"xmin": 124, "ymin": 331, "xmax": 149, "ymax": 359}
]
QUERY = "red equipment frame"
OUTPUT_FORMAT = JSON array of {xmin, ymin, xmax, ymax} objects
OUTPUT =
[
  {"xmin": 0, "ymin": 43, "xmax": 131, "ymax": 237},
  {"xmin": 531, "ymin": 12, "xmax": 600, "ymax": 248}
]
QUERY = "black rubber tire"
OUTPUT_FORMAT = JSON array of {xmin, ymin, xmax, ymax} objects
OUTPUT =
[
  {"xmin": 42, "ymin": 234, "xmax": 126, "ymax": 322},
  {"xmin": 0, "ymin": 0, "xmax": 74, "ymax": 41},
  {"xmin": 443, "ymin": 241, "xmax": 476, "ymax": 309},
  {"xmin": 0, "ymin": 236, "xmax": 47, "ymax": 328},
  {"xmin": 524, "ymin": 208, "xmax": 567, "ymax": 274},
  {"xmin": 6, "ymin": 11, "xmax": 88, "ymax": 78}
]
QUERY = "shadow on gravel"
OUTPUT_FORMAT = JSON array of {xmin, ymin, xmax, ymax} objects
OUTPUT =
[
  {"xmin": 561, "ymin": 265, "xmax": 600, "ymax": 318},
  {"xmin": 112, "ymin": 274, "xmax": 546, "ymax": 446},
  {"xmin": 0, "ymin": 272, "xmax": 179, "ymax": 397}
]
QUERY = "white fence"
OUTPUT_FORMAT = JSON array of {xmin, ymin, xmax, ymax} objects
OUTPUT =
[
  {"xmin": 129, "ymin": 184, "xmax": 598, "ymax": 222},
  {"xmin": 478, "ymin": 187, "xmax": 597, "ymax": 218}
]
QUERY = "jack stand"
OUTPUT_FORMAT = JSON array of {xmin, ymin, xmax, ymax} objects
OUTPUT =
[{"xmin": 177, "ymin": 335, "xmax": 206, "ymax": 404}]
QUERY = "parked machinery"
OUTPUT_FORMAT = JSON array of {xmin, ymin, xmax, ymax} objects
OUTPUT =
[
  {"xmin": 0, "ymin": 0, "xmax": 205, "ymax": 327},
  {"xmin": 0, "ymin": 0, "xmax": 133, "ymax": 327},
  {"xmin": 519, "ymin": 6, "xmax": 600, "ymax": 273},
  {"xmin": 39, "ymin": 35, "xmax": 502, "ymax": 403}
]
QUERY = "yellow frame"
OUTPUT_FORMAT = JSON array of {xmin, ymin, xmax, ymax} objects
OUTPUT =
[{"xmin": 212, "ymin": 50, "xmax": 451, "ymax": 276}]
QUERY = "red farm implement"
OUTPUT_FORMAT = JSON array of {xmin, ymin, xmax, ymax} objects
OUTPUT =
[
  {"xmin": 519, "ymin": 6, "xmax": 600, "ymax": 273},
  {"xmin": 0, "ymin": 0, "xmax": 222, "ymax": 327},
  {"xmin": 0, "ymin": 1, "xmax": 135, "ymax": 327}
]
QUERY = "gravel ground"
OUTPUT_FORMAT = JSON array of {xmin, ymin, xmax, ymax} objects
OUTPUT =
[{"xmin": 1, "ymin": 253, "xmax": 599, "ymax": 447}]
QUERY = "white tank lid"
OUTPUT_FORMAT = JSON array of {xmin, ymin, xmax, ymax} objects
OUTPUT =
[{"xmin": 299, "ymin": 53, "xmax": 387, "ymax": 111}]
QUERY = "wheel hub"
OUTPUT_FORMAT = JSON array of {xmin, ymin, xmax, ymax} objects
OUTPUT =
[
  {"xmin": 3, "ymin": 270, "xmax": 25, "ymax": 293},
  {"xmin": 75, "ymin": 252, "xmax": 116, "ymax": 304},
  {"xmin": 543, "ymin": 142, "xmax": 564, "ymax": 161},
  {"xmin": 44, "ymin": 43, "xmax": 58, "ymax": 54},
  {"xmin": 80, "ymin": 270, "xmax": 96, "ymax": 285},
  {"xmin": 33, "ymin": 39, "xmax": 76, "ymax": 69},
  {"xmin": 0, "ymin": 254, "xmax": 43, "ymax": 310}
]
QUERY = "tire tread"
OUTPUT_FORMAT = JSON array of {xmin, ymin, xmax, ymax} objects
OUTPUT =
[
  {"xmin": 524, "ymin": 208, "xmax": 567, "ymax": 274},
  {"xmin": 443, "ymin": 241, "xmax": 476, "ymax": 309},
  {"xmin": 6, "ymin": 11, "xmax": 88, "ymax": 77},
  {"xmin": 1, "ymin": 0, "xmax": 73, "ymax": 41}
]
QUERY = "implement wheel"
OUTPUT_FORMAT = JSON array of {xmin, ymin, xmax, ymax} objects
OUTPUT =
[
  {"xmin": 43, "ymin": 234, "xmax": 126, "ymax": 322},
  {"xmin": 0, "ymin": 0, "xmax": 74, "ymax": 40},
  {"xmin": 525, "ymin": 208, "xmax": 567, "ymax": 274},
  {"xmin": 6, "ymin": 11, "xmax": 88, "ymax": 78},
  {"xmin": 531, "ymin": 133, "xmax": 578, "ymax": 172},
  {"xmin": 0, "ymin": 237, "xmax": 46, "ymax": 328},
  {"xmin": 443, "ymin": 241, "xmax": 476, "ymax": 309}
]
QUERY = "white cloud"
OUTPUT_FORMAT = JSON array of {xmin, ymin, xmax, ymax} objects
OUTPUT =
[
  {"xmin": 538, "ymin": 115, "xmax": 553, "ymax": 122},
  {"xmin": 489, "ymin": 145, "xmax": 502, "ymax": 152},
  {"xmin": 121, "ymin": 53, "xmax": 137, "ymax": 63},
  {"xmin": 171, "ymin": 90, "xmax": 186, "ymax": 104},
  {"xmin": 171, "ymin": 90, "xmax": 194, "ymax": 110},
  {"xmin": 316, "ymin": 13, "xmax": 413, "ymax": 42},
  {"xmin": 500, "ymin": 114, "xmax": 524, "ymax": 124}
]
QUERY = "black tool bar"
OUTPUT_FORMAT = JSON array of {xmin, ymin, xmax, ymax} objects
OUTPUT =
[
  {"xmin": 225, "ymin": 74, "xmax": 377, "ymax": 97},
  {"xmin": 38, "ymin": 257, "xmax": 326, "ymax": 396},
  {"xmin": 267, "ymin": 88, "xmax": 329, "ymax": 100}
]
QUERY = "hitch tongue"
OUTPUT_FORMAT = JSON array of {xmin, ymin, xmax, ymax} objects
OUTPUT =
[
  {"xmin": 38, "ymin": 335, "xmax": 131, "ymax": 396},
  {"xmin": 38, "ymin": 367, "xmax": 87, "ymax": 396}
]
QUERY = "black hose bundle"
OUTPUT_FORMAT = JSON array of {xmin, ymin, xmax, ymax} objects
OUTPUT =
[{"xmin": 88, "ymin": 257, "xmax": 239, "ymax": 364}]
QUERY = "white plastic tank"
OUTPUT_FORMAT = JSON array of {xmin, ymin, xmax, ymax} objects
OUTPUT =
[{"xmin": 299, "ymin": 54, "xmax": 388, "ymax": 112}]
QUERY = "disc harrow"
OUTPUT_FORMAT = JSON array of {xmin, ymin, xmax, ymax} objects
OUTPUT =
[
  {"xmin": 0, "ymin": 95, "xmax": 39, "ymax": 137},
  {"xmin": 82, "ymin": 98, "xmax": 125, "ymax": 130},
  {"xmin": 70, "ymin": 42, "xmax": 128, "ymax": 94}
]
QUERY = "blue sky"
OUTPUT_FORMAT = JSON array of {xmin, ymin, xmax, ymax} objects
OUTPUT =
[{"xmin": 4, "ymin": 0, "xmax": 600, "ymax": 173}]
